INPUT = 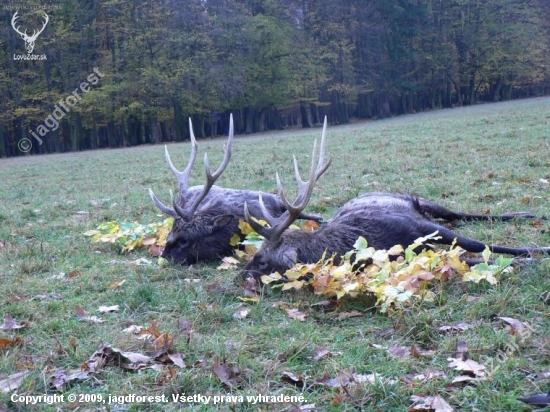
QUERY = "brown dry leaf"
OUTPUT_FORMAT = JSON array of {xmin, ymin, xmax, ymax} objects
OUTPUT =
[
  {"xmin": 438, "ymin": 322, "xmax": 471, "ymax": 333},
  {"xmin": 156, "ymin": 366, "xmax": 179, "ymax": 385},
  {"xmin": 98, "ymin": 305, "xmax": 119, "ymax": 313},
  {"xmin": 411, "ymin": 345, "xmax": 435, "ymax": 358},
  {"xmin": 217, "ymin": 256, "xmax": 240, "ymax": 270},
  {"xmin": 167, "ymin": 353, "xmax": 185, "ymax": 368},
  {"xmin": 212, "ymin": 356, "xmax": 240, "ymax": 388},
  {"xmin": 520, "ymin": 195, "xmax": 532, "ymax": 204},
  {"xmin": 122, "ymin": 325, "xmax": 143, "ymax": 335},
  {"xmin": 387, "ymin": 345, "xmax": 412, "ymax": 359},
  {"xmin": 0, "ymin": 314, "xmax": 28, "ymax": 330},
  {"xmin": 447, "ymin": 357, "xmax": 486, "ymax": 378},
  {"xmin": 496, "ymin": 316, "xmax": 533, "ymax": 336},
  {"xmin": 409, "ymin": 394, "xmax": 454, "ymax": 411},
  {"xmin": 75, "ymin": 306, "xmax": 104, "ymax": 324},
  {"xmin": 50, "ymin": 368, "xmax": 91, "ymax": 391},
  {"xmin": 281, "ymin": 371, "xmax": 304, "ymax": 386},
  {"xmin": 233, "ymin": 307, "xmax": 250, "ymax": 320},
  {"xmin": 204, "ymin": 281, "xmax": 223, "ymax": 292},
  {"xmin": 336, "ymin": 310, "xmax": 363, "ymax": 321},
  {"xmin": 149, "ymin": 244, "xmax": 162, "ymax": 257},
  {"xmin": 141, "ymin": 237, "xmax": 157, "ymax": 246},
  {"xmin": 140, "ymin": 320, "xmax": 162, "ymax": 339},
  {"xmin": 285, "ymin": 308, "xmax": 307, "ymax": 321},
  {"xmin": 0, "ymin": 371, "xmax": 31, "ymax": 393},
  {"xmin": 530, "ymin": 220, "xmax": 544, "ymax": 228},
  {"xmin": 68, "ymin": 270, "xmax": 81, "ymax": 278},
  {"xmin": 82, "ymin": 343, "xmax": 154, "ymax": 372},
  {"xmin": 109, "ymin": 279, "xmax": 126, "ymax": 290},
  {"xmin": 402, "ymin": 370, "xmax": 447, "ymax": 383},
  {"xmin": 302, "ymin": 220, "xmax": 320, "ymax": 232},
  {"xmin": 239, "ymin": 277, "xmax": 262, "ymax": 297},
  {"xmin": 312, "ymin": 344, "xmax": 339, "ymax": 361},
  {"xmin": 152, "ymin": 332, "xmax": 174, "ymax": 351},
  {"xmin": 0, "ymin": 337, "xmax": 23, "ymax": 349}
]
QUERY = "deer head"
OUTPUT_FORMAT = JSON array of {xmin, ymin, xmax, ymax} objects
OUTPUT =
[
  {"xmin": 239, "ymin": 117, "xmax": 331, "ymax": 278},
  {"xmin": 149, "ymin": 115, "xmax": 234, "ymax": 263},
  {"xmin": 12, "ymin": 11, "xmax": 49, "ymax": 54}
]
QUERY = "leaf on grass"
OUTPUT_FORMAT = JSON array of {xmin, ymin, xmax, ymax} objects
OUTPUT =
[
  {"xmin": 402, "ymin": 370, "xmax": 447, "ymax": 383},
  {"xmin": 122, "ymin": 325, "xmax": 143, "ymax": 335},
  {"xmin": 238, "ymin": 296, "xmax": 260, "ymax": 303},
  {"xmin": 336, "ymin": 310, "xmax": 363, "ymax": 321},
  {"xmin": 232, "ymin": 307, "xmax": 250, "ymax": 320},
  {"xmin": 212, "ymin": 356, "xmax": 240, "ymax": 388},
  {"xmin": 447, "ymin": 357, "xmax": 486, "ymax": 379},
  {"xmin": 75, "ymin": 306, "xmax": 104, "ymax": 324},
  {"xmin": 285, "ymin": 308, "xmax": 307, "ymax": 321},
  {"xmin": 496, "ymin": 316, "xmax": 533, "ymax": 336},
  {"xmin": 281, "ymin": 371, "xmax": 304, "ymax": 386},
  {"xmin": 217, "ymin": 256, "xmax": 240, "ymax": 270},
  {"xmin": 312, "ymin": 344, "xmax": 340, "ymax": 361},
  {"xmin": 68, "ymin": 270, "xmax": 81, "ymax": 278},
  {"xmin": 455, "ymin": 340, "xmax": 469, "ymax": 360},
  {"xmin": 0, "ymin": 337, "xmax": 23, "ymax": 349},
  {"xmin": 409, "ymin": 394, "xmax": 454, "ymax": 412},
  {"xmin": 438, "ymin": 322, "xmax": 472, "ymax": 333},
  {"xmin": 0, "ymin": 314, "xmax": 28, "ymax": 330},
  {"xmin": 98, "ymin": 305, "xmax": 119, "ymax": 313},
  {"xmin": 0, "ymin": 371, "xmax": 31, "ymax": 393},
  {"xmin": 109, "ymin": 279, "xmax": 126, "ymax": 289},
  {"xmin": 387, "ymin": 345, "xmax": 412, "ymax": 359},
  {"xmin": 50, "ymin": 368, "xmax": 91, "ymax": 391}
]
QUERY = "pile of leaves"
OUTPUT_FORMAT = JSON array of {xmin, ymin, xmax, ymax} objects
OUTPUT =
[
  {"xmin": 83, "ymin": 218, "xmax": 173, "ymax": 255},
  {"xmin": 260, "ymin": 233, "xmax": 513, "ymax": 312}
]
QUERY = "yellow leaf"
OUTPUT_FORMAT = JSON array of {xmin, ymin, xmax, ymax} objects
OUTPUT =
[
  {"xmin": 482, "ymin": 246, "xmax": 491, "ymax": 263},
  {"xmin": 229, "ymin": 233, "xmax": 241, "ymax": 246},
  {"xmin": 282, "ymin": 280, "xmax": 305, "ymax": 291},
  {"xmin": 238, "ymin": 297, "xmax": 260, "ymax": 303},
  {"xmin": 83, "ymin": 230, "xmax": 100, "ymax": 236}
]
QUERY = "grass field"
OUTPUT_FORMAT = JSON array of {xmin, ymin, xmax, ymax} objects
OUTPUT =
[{"xmin": 1, "ymin": 97, "xmax": 550, "ymax": 411}]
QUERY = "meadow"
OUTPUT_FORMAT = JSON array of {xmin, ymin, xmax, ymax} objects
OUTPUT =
[{"xmin": 0, "ymin": 97, "xmax": 549, "ymax": 411}]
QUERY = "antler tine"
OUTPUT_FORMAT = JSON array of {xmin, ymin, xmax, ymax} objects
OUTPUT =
[
  {"xmin": 187, "ymin": 114, "xmax": 234, "ymax": 217},
  {"xmin": 246, "ymin": 123, "xmax": 331, "ymax": 242},
  {"xmin": 148, "ymin": 188, "xmax": 178, "ymax": 218},
  {"xmin": 164, "ymin": 119, "xmax": 198, "ymax": 196}
]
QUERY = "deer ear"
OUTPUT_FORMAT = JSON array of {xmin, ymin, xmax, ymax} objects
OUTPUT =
[
  {"xmin": 281, "ymin": 248, "xmax": 298, "ymax": 268},
  {"xmin": 213, "ymin": 214, "xmax": 234, "ymax": 229}
]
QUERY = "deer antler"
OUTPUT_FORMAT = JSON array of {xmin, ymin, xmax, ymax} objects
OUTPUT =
[
  {"xmin": 245, "ymin": 116, "xmax": 331, "ymax": 241},
  {"xmin": 149, "ymin": 114, "xmax": 234, "ymax": 220}
]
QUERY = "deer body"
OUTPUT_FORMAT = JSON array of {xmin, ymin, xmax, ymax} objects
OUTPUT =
[{"xmin": 238, "ymin": 120, "xmax": 548, "ymax": 281}]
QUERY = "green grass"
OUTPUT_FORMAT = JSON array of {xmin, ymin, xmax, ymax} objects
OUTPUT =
[{"xmin": 1, "ymin": 97, "xmax": 550, "ymax": 411}]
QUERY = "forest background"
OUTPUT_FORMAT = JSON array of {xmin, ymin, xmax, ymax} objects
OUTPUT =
[{"xmin": 1, "ymin": 0, "xmax": 550, "ymax": 157}]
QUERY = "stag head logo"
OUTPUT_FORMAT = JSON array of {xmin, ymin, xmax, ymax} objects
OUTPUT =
[{"xmin": 11, "ymin": 11, "xmax": 49, "ymax": 54}]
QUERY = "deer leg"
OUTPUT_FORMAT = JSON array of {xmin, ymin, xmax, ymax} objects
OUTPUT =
[
  {"xmin": 425, "ymin": 222, "xmax": 550, "ymax": 256},
  {"xmin": 417, "ymin": 199, "xmax": 535, "ymax": 222}
]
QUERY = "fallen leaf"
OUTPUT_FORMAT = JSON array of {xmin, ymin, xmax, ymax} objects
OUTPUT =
[
  {"xmin": 75, "ymin": 306, "xmax": 104, "ymax": 324},
  {"xmin": 98, "ymin": 305, "xmax": 119, "ymax": 313},
  {"xmin": 0, "ymin": 314, "xmax": 28, "ymax": 330},
  {"xmin": 0, "ymin": 337, "xmax": 23, "ymax": 349},
  {"xmin": 285, "ymin": 308, "xmax": 307, "ymax": 321},
  {"xmin": 281, "ymin": 371, "xmax": 304, "ymax": 386},
  {"xmin": 68, "ymin": 270, "xmax": 81, "ymax": 278},
  {"xmin": 496, "ymin": 316, "xmax": 533, "ymax": 336},
  {"xmin": 109, "ymin": 279, "xmax": 126, "ymax": 289},
  {"xmin": 410, "ymin": 394, "xmax": 454, "ymax": 411},
  {"xmin": 232, "ymin": 307, "xmax": 250, "ymax": 320},
  {"xmin": 0, "ymin": 371, "xmax": 31, "ymax": 393},
  {"xmin": 438, "ymin": 322, "xmax": 471, "ymax": 333},
  {"xmin": 212, "ymin": 356, "xmax": 240, "ymax": 388},
  {"xmin": 312, "ymin": 344, "xmax": 339, "ymax": 361},
  {"xmin": 217, "ymin": 256, "xmax": 240, "ymax": 270},
  {"xmin": 447, "ymin": 357, "xmax": 486, "ymax": 378},
  {"xmin": 387, "ymin": 345, "xmax": 412, "ymax": 359},
  {"xmin": 336, "ymin": 310, "xmax": 363, "ymax": 321}
]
